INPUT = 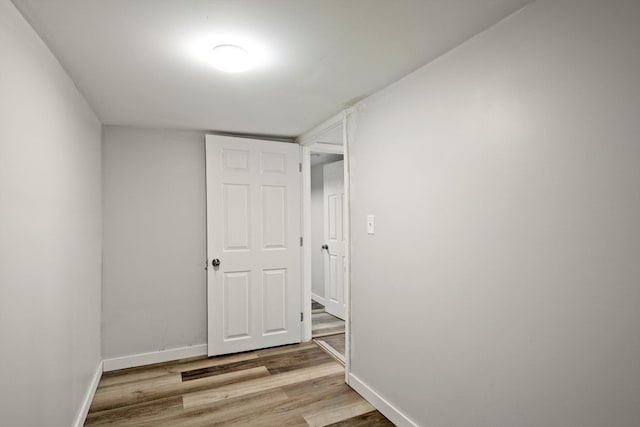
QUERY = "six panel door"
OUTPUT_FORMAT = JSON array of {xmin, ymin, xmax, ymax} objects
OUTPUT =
[
  {"xmin": 323, "ymin": 160, "xmax": 346, "ymax": 320},
  {"xmin": 206, "ymin": 135, "xmax": 301, "ymax": 356}
]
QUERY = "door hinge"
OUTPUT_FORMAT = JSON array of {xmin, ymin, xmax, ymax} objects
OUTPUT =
[
  {"xmin": 299, "ymin": 162, "xmax": 302, "ymax": 172},
  {"xmin": 300, "ymin": 312, "xmax": 304, "ymax": 322},
  {"xmin": 300, "ymin": 236, "xmax": 303, "ymax": 247}
]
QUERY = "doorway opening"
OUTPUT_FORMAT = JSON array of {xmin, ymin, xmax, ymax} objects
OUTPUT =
[
  {"xmin": 300, "ymin": 111, "xmax": 351, "ymax": 372},
  {"xmin": 310, "ymin": 152, "xmax": 346, "ymax": 363}
]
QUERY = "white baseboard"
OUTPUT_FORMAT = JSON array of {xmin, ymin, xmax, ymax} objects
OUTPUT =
[
  {"xmin": 348, "ymin": 372, "xmax": 418, "ymax": 427},
  {"xmin": 73, "ymin": 361, "xmax": 103, "ymax": 427},
  {"xmin": 312, "ymin": 293, "xmax": 328, "ymax": 307},
  {"xmin": 103, "ymin": 344, "xmax": 208, "ymax": 372}
]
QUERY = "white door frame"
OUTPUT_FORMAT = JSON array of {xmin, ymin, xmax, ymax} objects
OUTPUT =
[{"xmin": 299, "ymin": 110, "xmax": 352, "ymax": 383}]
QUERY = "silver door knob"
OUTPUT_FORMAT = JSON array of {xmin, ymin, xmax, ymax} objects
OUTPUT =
[{"xmin": 212, "ymin": 258, "xmax": 221, "ymax": 267}]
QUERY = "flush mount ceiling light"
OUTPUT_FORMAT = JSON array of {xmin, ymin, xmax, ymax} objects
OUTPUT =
[
  {"xmin": 189, "ymin": 36, "xmax": 270, "ymax": 73},
  {"xmin": 211, "ymin": 44, "xmax": 251, "ymax": 73}
]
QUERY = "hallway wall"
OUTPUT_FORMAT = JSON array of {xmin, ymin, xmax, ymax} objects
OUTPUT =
[
  {"xmin": 102, "ymin": 126, "xmax": 207, "ymax": 362},
  {"xmin": 348, "ymin": 0, "xmax": 640, "ymax": 425},
  {"xmin": 0, "ymin": 0, "xmax": 103, "ymax": 425}
]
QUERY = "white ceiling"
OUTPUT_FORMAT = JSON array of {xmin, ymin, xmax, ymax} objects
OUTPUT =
[
  {"xmin": 12, "ymin": 0, "xmax": 531, "ymax": 137},
  {"xmin": 311, "ymin": 153, "xmax": 343, "ymax": 167}
]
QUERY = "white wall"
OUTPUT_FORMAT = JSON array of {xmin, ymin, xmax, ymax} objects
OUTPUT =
[
  {"xmin": 102, "ymin": 126, "xmax": 207, "ymax": 360},
  {"xmin": 0, "ymin": 0, "xmax": 102, "ymax": 425},
  {"xmin": 311, "ymin": 164, "xmax": 325, "ymax": 298},
  {"xmin": 348, "ymin": 0, "xmax": 640, "ymax": 426}
]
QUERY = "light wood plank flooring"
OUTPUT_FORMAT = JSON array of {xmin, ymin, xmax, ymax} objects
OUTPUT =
[
  {"xmin": 312, "ymin": 301, "xmax": 345, "ymax": 338},
  {"xmin": 312, "ymin": 300, "xmax": 346, "ymax": 364},
  {"xmin": 85, "ymin": 341, "xmax": 394, "ymax": 426},
  {"xmin": 316, "ymin": 333, "xmax": 346, "ymax": 359}
]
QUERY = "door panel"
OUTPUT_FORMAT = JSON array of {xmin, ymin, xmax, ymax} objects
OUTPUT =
[
  {"xmin": 328, "ymin": 194, "xmax": 338, "ymax": 240},
  {"xmin": 223, "ymin": 271, "xmax": 250, "ymax": 340},
  {"xmin": 262, "ymin": 269, "xmax": 287, "ymax": 334},
  {"xmin": 223, "ymin": 184, "xmax": 250, "ymax": 250},
  {"xmin": 261, "ymin": 152, "xmax": 286, "ymax": 173},
  {"xmin": 206, "ymin": 135, "xmax": 301, "ymax": 356},
  {"xmin": 323, "ymin": 160, "xmax": 346, "ymax": 320},
  {"xmin": 329, "ymin": 254, "xmax": 338, "ymax": 300},
  {"xmin": 262, "ymin": 185, "xmax": 287, "ymax": 249}
]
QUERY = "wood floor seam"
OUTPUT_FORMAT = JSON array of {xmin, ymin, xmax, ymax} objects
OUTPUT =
[{"xmin": 85, "ymin": 341, "xmax": 393, "ymax": 426}]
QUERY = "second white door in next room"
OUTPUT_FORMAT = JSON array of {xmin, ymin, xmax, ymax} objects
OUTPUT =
[{"xmin": 323, "ymin": 160, "xmax": 345, "ymax": 320}]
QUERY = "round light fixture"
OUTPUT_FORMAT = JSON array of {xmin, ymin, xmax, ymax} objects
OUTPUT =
[{"xmin": 211, "ymin": 44, "xmax": 251, "ymax": 73}]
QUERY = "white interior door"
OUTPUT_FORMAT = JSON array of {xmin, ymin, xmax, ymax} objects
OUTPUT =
[
  {"xmin": 206, "ymin": 135, "xmax": 301, "ymax": 356},
  {"xmin": 323, "ymin": 160, "xmax": 346, "ymax": 320}
]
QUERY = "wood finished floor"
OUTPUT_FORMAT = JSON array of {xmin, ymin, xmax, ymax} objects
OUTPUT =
[
  {"xmin": 316, "ymin": 333, "xmax": 346, "ymax": 359},
  {"xmin": 312, "ymin": 301, "xmax": 345, "ymax": 338},
  {"xmin": 85, "ymin": 341, "xmax": 394, "ymax": 426}
]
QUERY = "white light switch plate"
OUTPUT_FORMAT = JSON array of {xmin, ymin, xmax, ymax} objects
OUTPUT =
[{"xmin": 367, "ymin": 215, "xmax": 375, "ymax": 234}]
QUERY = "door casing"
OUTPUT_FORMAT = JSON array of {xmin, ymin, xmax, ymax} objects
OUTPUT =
[{"xmin": 299, "ymin": 109, "xmax": 352, "ymax": 383}]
